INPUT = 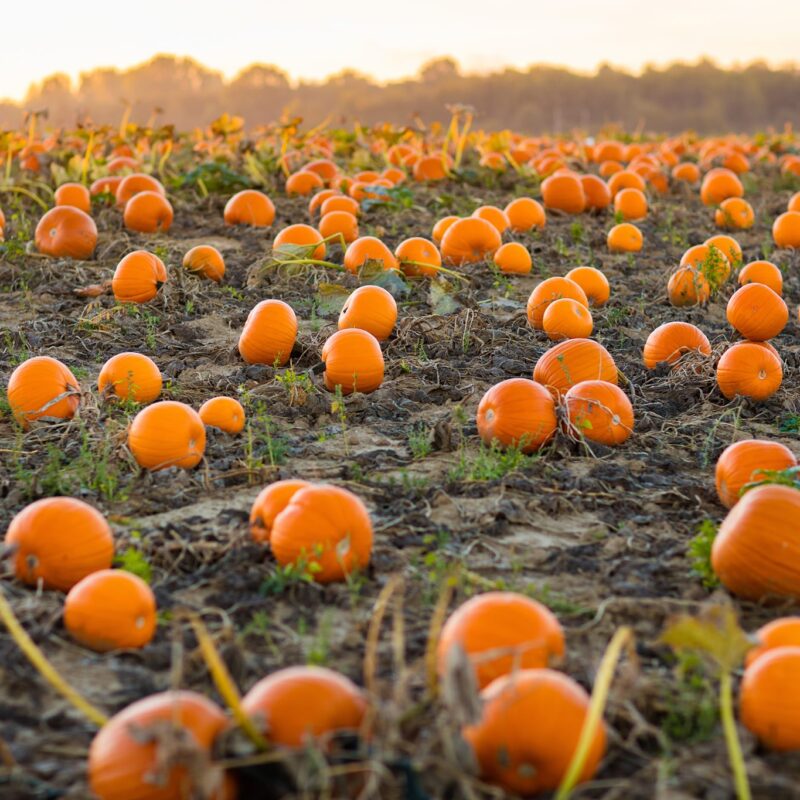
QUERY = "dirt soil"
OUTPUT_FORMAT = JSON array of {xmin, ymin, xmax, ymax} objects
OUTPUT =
[{"xmin": 2, "ymin": 166, "xmax": 800, "ymax": 800}]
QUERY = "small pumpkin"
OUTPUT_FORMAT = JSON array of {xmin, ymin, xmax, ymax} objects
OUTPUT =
[
  {"xmin": 272, "ymin": 223, "xmax": 326, "ymax": 260},
  {"xmin": 97, "ymin": 352, "xmax": 162, "ymax": 404},
  {"xmin": 395, "ymin": 237, "xmax": 442, "ymax": 277},
  {"xmin": 338, "ymin": 285, "xmax": 397, "ymax": 341},
  {"xmin": 250, "ymin": 479, "xmax": 311, "ymax": 543},
  {"xmin": 285, "ymin": 169, "xmax": 324, "ymax": 196},
  {"xmin": 319, "ymin": 195, "xmax": 359, "ymax": 217},
  {"xmin": 726, "ymin": 283, "xmax": 788, "ymax": 341},
  {"xmin": 563, "ymin": 380, "xmax": 634, "ymax": 446},
  {"xmin": 564, "ymin": 266, "xmax": 610, "ymax": 306},
  {"xmin": 526, "ymin": 277, "xmax": 588, "ymax": 330},
  {"xmin": 183, "ymin": 245, "xmax": 225, "ymax": 282},
  {"xmin": 606, "ymin": 222, "xmax": 643, "ymax": 252},
  {"xmin": 64, "ymin": 569, "xmax": 156, "ymax": 652},
  {"xmin": 439, "ymin": 217, "xmax": 502, "ymax": 265},
  {"xmin": 7, "ymin": 355, "xmax": 81, "ymax": 429},
  {"xmin": 223, "ymin": 189, "xmax": 275, "ymax": 226},
  {"xmin": 534, "ymin": 338, "xmax": 618, "ymax": 396},
  {"xmin": 772, "ymin": 211, "xmax": 800, "ymax": 249},
  {"xmin": 493, "ymin": 242, "xmax": 532, "ymax": 274},
  {"xmin": 746, "ymin": 618, "xmax": 800, "ymax": 668},
  {"xmin": 115, "ymin": 173, "xmax": 166, "ymax": 207},
  {"xmin": 123, "ymin": 191, "xmax": 174, "ymax": 233},
  {"xmin": 504, "ymin": 197, "xmax": 545, "ymax": 231},
  {"xmin": 432, "ymin": 215, "xmax": 459, "ymax": 244},
  {"xmin": 318, "ymin": 210, "xmax": 359, "ymax": 243},
  {"xmin": 5, "ymin": 497, "xmax": 114, "ymax": 592},
  {"xmin": 680, "ymin": 243, "xmax": 731, "ymax": 288},
  {"xmin": 270, "ymin": 484, "xmax": 373, "ymax": 583},
  {"xmin": 112, "ymin": 250, "xmax": 168, "ymax": 304},
  {"xmin": 238, "ymin": 299, "xmax": 298, "ymax": 366},
  {"xmin": 128, "ymin": 401, "xmax": 206, "ymax": 471},
  {"xmin": 667, "ymin": 266, "xmax": 710, "ymax": 306},
  {"xmin": 541, "ymin": 172, "xmax": 586, "ymax": 214},
  {"xmin": 343, "ymin": 236, "xmax": 398, "ymax": 274},
  {"xmin": 542, "ymin": 297, "xmax": 593, "ymax": 341},
  {"xmin": 199, "ymin": 397, "xmax": 246, "ymax": 434},
  {"xmin": 321, "ymin": 328, "xmax": 384, "ymax": 395},
  {"xmin": 642, "ymin": 322, "xmax": 711, "ymax": 369},
  {"xmin": 716, "ymin": 342, "xmax": 782, "ymax": 401},
  {"xmin": 471, "ymin": 205, "xmax": 510, "ymax": 234},
  {"xmin": 715, "ymin": 439, "xmax": 797, "ymax": 508},
  {"xmin": 54, "ymin": 182, "xmax": 91, "ymax": 213},
  {"xmin": 35, "ymin": 206, "xmax": 97, "ymax": 259},
  {"xmin": 738, "ymin": 260, "xmax": 782, "ymax": 295}
]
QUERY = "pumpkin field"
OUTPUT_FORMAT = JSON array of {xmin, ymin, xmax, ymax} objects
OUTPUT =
[{"xmin": 2, "ymin": 116, "xmax": 800, "ymax": 800}]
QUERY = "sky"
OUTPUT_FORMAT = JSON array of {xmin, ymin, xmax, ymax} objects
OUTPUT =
[{"xmin": 3, "ymin": 0, "xmax": 799, "ymax": 101}]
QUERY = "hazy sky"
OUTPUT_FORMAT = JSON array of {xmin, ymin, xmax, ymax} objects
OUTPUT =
[{"xmin": 4, "ymin": 0, "xmax": 799, "ymax": 101}]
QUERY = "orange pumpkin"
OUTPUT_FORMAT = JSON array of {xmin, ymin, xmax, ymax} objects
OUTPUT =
[
  {"xmin": 476, "ymin": 378, "xmax": 557, "ymax": 453},
  {"xmin": 667, "ymin": 266, "xmax": 710, "ymax": 306},
  {"xmin": 716, "ymin": 342, "xmax": 782, "ymax": 401},
  {"xmin": 115, "ymin": 173, "xmax": 166, "ymax": 207},
  {"xmin": 90, "ymin": 175, "xmax": 122, "ymax": 199},
  {"xmin": 715, "ymin": 439, "xmax": 797, "ymax": 509},
  {"xmin": 642, "ymin": 322, "xmax": 711, "ymax": 369},
  {"xmin": 504, "ymin": 197, "xmax": 546, "ymax": 231},
  {"xmin": 614, "ymin": 187, "xmax": 648, "ymax": 220},
  {"xmin": 541, "ymin": 172, "xmax": 586, "ymax": 214},
  {"xmin": 680, "ymin": 243, "xmax": 732, "ymax": 287},
  {"xmin": 304, "ymin": 159, "xmax": 339, "ymax": 185},
  {"xmin": 395, "ymin": 237, "xmax": 442, "ymax": 277},
  {"xmin": 35, "ymin": 206, "xmax": 97, "ymax": 259},
  {"xmin": 321, "ymin": 328, "xmax": 384, "ymax": 395},
  {"xmin": 338, "ymin": 285, "xmax": 397, "ymax": 341},
  {"xmin": 773, "ymin": 211, "xmax": 800, "ymax": 249},
  {"xmin": 343, "ymin": 236, "xmax": 398, "ymax": 274},
  {"xmin": 704, "ymin": 234, "xmax": 743, "ymax": 268},
  {"xmin": 273, "ymin": 223, "xmax": 326, "ymax": 260},
  {"xmin": 726, "ymin": 283, "xmax": 788, "ymax": 341},
  {"xmin": 439, "ymin": 218, "xmax": 502, "ymax": 266},
  {"xmin": 54, "ymin": 182, "xmax": 91, "ymax": 213},
  {"xmin": 607, "ymin": 222, "xmax": 643, "ymax": 252},
  {"xmin": 223, "ymin": 189, "xmax": 275, "ymax": 227},
  {"xmin": 238, "ymin": 299, "xmax": 297, "ymax": 366},
  {"xmin": 285, "ymin": 169, "xmax": 324, "ymax": 196},
  {"xmin": 437, "ymin": 592, "xmax": 564, "ymax": 689},
  {"xmin": 198, "ymin": 397, "xmax": 246, "ymax": 434},
  {"xmin": 97, "ymin": 352, "xmax": 162, "ymax": 404},
  {"xmin": 715, "ymin": 197, "xmax": 755, "ymax": 229},
  {"xmin": 5, "ymin": 497, "xmax": 114, "ymax": 592},
  {"xmin": 471, "ymin": 205, "xmax": 510, "ymax": 234},
  {"xmin": 112, "ymin": 250, "xmax": 167, "ymax": 304},
  {"xmin": 738, "ymin": 260, "xmax": 782, "ymax": 295},
  {"xmin": 564, "ymin": 380, "xmax": 634, "ymax": 445},
  {"xmin": 608, "ymin": 169, "xmax": 646, "ymax": 196},
  {"xmin": 250, "ymin": 479, "xmax": 311, "ymax": 544},
  {"xmin": 534, "ymin": 339, "xmax": 618, "ymax": 396},
  {"xmin": 7, "ymin": 355, "xmax": 81, "ymax": 429},
  {"xmin": 432, "ymin": 215, "xmax": 459, "ymax": 244},
  {"xmin": 700, "ymin": 168, "xmax": 743, "ymax": 206},
  {"xmin": 463, "ymin": 669, "xmax": 605, "ymax": 796},
  {"xmin": 128, "ymin": 401, "xmax": 206, "ymax": 471},
  {"xmin": 183, "ymin": 245, "xmax": 225, "ymax": 282},
  {"xmin": 493, "ymin": 242, "xmax": 532, "ymax": 274},
  {"xmin": 580, "ymin": 174, "xmax": 612, "ymax": 210},
  {"xmin": 526, "ymin": 277, "xmax": 588, "ymax": 330},
  {"xmin": 64, "ymin": 569, "xmax": 156, "ymax": 652},
  {"xmin": 542, "ymin": 298, "xmax": 593, "ymax": 341},
  {"xmin": 320, "ymin": 195, "xmax": 359, "ymax": 218},
  {"xmin": 319, "ymin": 210, "xmax": 359, "ymax": 243},
  {"xmin": 88, "ymin": 691, "xmax": 230, "ymax": 800},
  {"xmin": 270, "ymin": 484, "xmax": 373, "ymax": 582},
  {"xmin": 746, "ymin": 619, "xmax": 800, "ymax": 668},
  {"xmin": 564, "ymin": 266, "xmax": 610, "ymax": 306},
  {"xmin": 712, "ymin": 484, "xmax": 800, "ymax": 600},
  {"xmin": 123, "ymin": 191, "xmax": 174, "ymax": 233},
  {"xmin": 308, "ymin": 188, "xmax": 341, "ymax": 216}
]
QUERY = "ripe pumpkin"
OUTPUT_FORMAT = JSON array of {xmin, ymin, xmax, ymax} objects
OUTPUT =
[
  {"xmin": 614, "ymin": 187, "xmax": 648, "ymax": 220},
  {"xmin": 183, "ymin": 245, "xmax": 225, "ymax": 282},
  {"xmin": 773, "ymin": 211, "xmax": 800, "ymax": 249},
  {"xmin": 711, "ymin": 484, "xmax": 800, "ymax": 600},
  {"xmin": 54, "ymin": 182, "xmax": 91, "ymax": 213},
  {"xmin": 273, "ymin": 223, "xmax": 326, "ymax": 260},
  {"xmin": 580, "ymin": 174, "xmax": 612, "ymax": 210},
  {"xmin": 607, "ymin": 222, "xmax": 643, "ymax": 252},
  {"xmin": 493, "ymin": 242, "xmax": 532, "ymax": 274},
  {"xmin": 642, "ymin": 322, "xmax": 711, "ymax": 369},
  {"xmin": 238, "ymin": 299, "xmax": 297, "ymax": 366},
  {"xmin": 476, "ymin": 378, "xmax": 557, "ymax": 453},
  {"xmin": 343, "ymin": 236, "xmax": 398, "ymax": 274},
  {"xmin": 715, "ymin": 197, "xmax": 755, "ymax": 229},
  {"xmin": 285, "ymin": 169, "xmax": 324, "ymax": 196},
  {"xmin": 319, "ymin": 210, "xmax": 359, "ymax": 243},
  {"xmin": 123, "ymin": 191, "xmax": 174, "ymax": 233},
  {"xmin": 667, "ymin": 266, "xmax": 710, "ymax": 306},
  {"xmin": 726, "ymin": 283, "xmax": 788, "ymax": 341},
  {"xmin": 746, "ymin": 619, "xmax": 800, "ymax": 668},
  {"xmin": 534, "ymin": 339, "xmax": 618, "ymax": 396},
  {"xmin": 308, "ymin": 189, "xmax": 341, "ymax": 216},
  {"xmin": 715, "ymin": 439, "xmax": 797, "ymax": 509},
  {"xmin": 395, "ymin": 237, "xmax": 442, "ymax": 277},
  {"xmin": 90, "ymin": 175, "xmax": 122, "ymax": 199},
  {"xmin": 338, "ymin": 285, "xmax": 397, "ymax": 341},
  {"xmin": 223, "ymin": 189, "xmax": 275, "ymax": 227},
  {"xmin": 471, "ymin": 205, "xmax": 510, "ymax": 234},
  {"xmin": 440, "ymin": 218, "xmax": 502, "ymax": 266},
  {"xmin": 35, "ymin": 206, "xmax": 97, "ymax": 259},
  {"xmin": 565, "ymin": 266, "xmax": 610, "ymax": 307},
  {"xmin": 463, "ymin": 669, "xmax": 605, "ymax": 796},
  {"xmin": 115, "ymin": 173, "xmax": 166, "ymax": 207},
  {"xmin": 700, "ymin": 168, "xmax": 743, "ymax": 206},
  {"xmin": 303, "ymin": 159, "xmax": 338, "ymax": 185},
  {"xmin": 321, "ymin": 328, "xmax": 384, "ymax": 395},
  {"xmin": 526, "ymin": 277, "xmax": 588, "ymax": 330},
  {"xmin": 319, "ymin": 195, "xmax": 359, "ymax": 217},
  {"xmin": 672, "ymin": 162, "xmax": 701, "ymax": 183},
  {"xmin": 270, "ymin": 484, "xmax": 373, "ymax": 582},
  {"xmin": 5, "ymin": 497, "xmax": 114, "ymax": 592},
  {"xmin": 607, "ymin": 169, "xmax": 646, "ymax": 196},
  {"xmin": 564, "ymin": 380, "xmax": 634, "ymax": 446},
  {"xmin": 241, "ymin": 666, "xmax": 367, "ymax": 747},
  {"xmin": 112, "ymin": 250, "xmax": 167, "ymax": 303},
  {"xmin": 704, "ymin": 234, "xmax": 743, "ymax": 268},
  {"xmin": 199, "ymin": 397, "xmax": 246, "ymax": 434},
  {"xmin": 738, "ymin": 260, "xmax": 782, "ymax": 295},
  {"xmin": 128, "ymin": 401, "xmax": 206, "ymax": 471},
  {"xmin": 7, "ymin": 355, "xmax": 81, "ymax": 429},
  {"xmin": 413, "ymin": 154, "xmax": 449, "ymax": 182},
  {"xmin": 740, "ymin": 647, "xmax": 800, "ymax": 750},
  {"xmin": 541, "ymin": 172, "xmax": 586, "ymax": 214},
  {"xmin": 97, "ymin": 352, "xmax": 162, "ymax": 404},
  {"xmin": 64, "ymin": 569, "xmax": 156, "ymax": 652},
  {"xmin": 716, "ymin": 342, "xmax": 782, "ymax": 401},
  {"xmin": 436, "ymin": 592, "xmax": 564, "ymax": 689},
  {"xmin": 432, "ymin": 215, "xmax": 459, "ymax": 244},
  {"xmin": 88, "ymin": 691, "xmax": 230, "ymax": 800},
  {"xmin": 250, "ymin": 479, "xmax": 311, "ymax": 544},
  {"xmin": 542, "ymin": 298, "xmax": 593, "ymax": 341},
  {"xmin": 504, "ymin": 197, "xmax": 546, "ymax": 231},
  {"xmin": 680, "ymin": 243, "xmax": 732, "ymax": 287}
]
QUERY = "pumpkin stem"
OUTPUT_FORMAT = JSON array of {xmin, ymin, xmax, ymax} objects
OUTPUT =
[
  {"xmin": 0, "ymin": 587, "xmax": 108, "ymax": 727},
  {"xmin": 399, "ymin": 259, "xmax": 471, "ymax": 283},
  {"xmin": 720, "ymin": 670, "xmax": 752, "ymax": 800},
  {"xmin": 0, "ymin": 185, "xmax": 49, "ymax": 211},
  {"xmin": 273, "ymin": 256, "xmax": 346, "ymax": 272},
  {"xmin": 554, "ymin": 625, "xmax": 634, "ymax": 800}
]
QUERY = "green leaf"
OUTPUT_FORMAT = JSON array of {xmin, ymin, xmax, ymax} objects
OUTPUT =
[
  {"xmin": 429, "ymin": 279, "xmax": 461, "ymax": 315},
  {"xmin": 363, "ymin": 267, "xmax": 410, "ymax": 299},
  {"xmin": 314, "ymin": 282, "xmax": 349, "ymax": 316},
  {"xmin": 114, "ymin": 547, "xmax": 152, "ymax": 583}
]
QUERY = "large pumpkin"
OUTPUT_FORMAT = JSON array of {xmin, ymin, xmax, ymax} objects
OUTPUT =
[
  {"xmin": 716, "ymin": 342, "xmax": 782, "ymax": 401},
  {"xmin": 238, "ymin": 300, "xmax": 297, "ymax": 366},
  {"xmin": 321, "ymin": 328, "xmax": 384, "ymax": 395},
  {"xmin": 128, "ymin": 401, "xmax": 206, "ymax": 471},
  {"xmin": 642, "ymin": 322, "xmax": 711, "ymax": 370},
  {"xmin": 7, "ymin": 355, "xmax": 81, "ymax": 429},
  {"xmin": 715, "ymin": 439, "xmax": 797, "ymax": 508},
  {"xmin": 534, "ymin": 339, "xmax": 618, "ymax": 396}
]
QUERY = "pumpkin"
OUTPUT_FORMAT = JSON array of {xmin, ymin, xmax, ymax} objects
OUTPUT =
[
  {"xmin": 436, "ymin": 592, "xmax": 564, "ymax": 689},
  {"xmin": 542, "ymin": 298, "xmax": 594, "ymax": 341},
  {"xmin": 493, "ymin": 242, "xmax": 532, "ymax": 274},
  {"xmin": 726, "ymin": 283, "xmax": 788, "ymax": 341},
  {"xmin": 241, "ymin": 666, "xmax": 366, "ymax": 747},
  {"xmin": 476, "ymin": 378, "xmax": 557, "ymax": 453},
  {"xmin": 5, "ymin": 497, "xmax": 114, "ymax": 592},
  {"xmin": 534, "ymin": 339, "xmax": 618, "ymax": 396},
  {"xmin": 97, "ymin": 352, "xmax": 162, "ymax": 404},
  {"xmin": 115, "ymin": 173, "xmax": 166, "ymax": 207},
  {"xmin": 504, "ymin": 197, "xmax": 545, "ymax": 231},
  {"xmin": 308, "ymin": 189, "xmax": 341, "ymax": 216},
  {"xmin": 463, "ymin": 669, "xmax": 606, "ymax": 796},
  {"xmin": 440, "ymin": 217, "xmax": 502, "ymax": 265},
  {"xmin": 338, "ymin": 285, "xmax": 397, "ymax": 341},
  {"xmin": 413, "ymin": 154, "xmax": 449, "ymax": 181},
  {"xmin": 199, "ymin": 397, "xmax": 246, "ymax": 435},
  {"xmin": 183, "ymin": 245, "xmax": 225, "ymax": 282},
  {"xmin": 285, "ymin": 169, "xmax": 324, "ymax": 196},
  {"xmin": 238, "ymin": 299, "xmax": 297, "ymax": 366},
  {"xmin": 711, "ymin": 484, "xmax": 800, "ymax": 600},
  {"xmin": 223, "ymin": 189, "xmax": 275, "ymax": 227},
  {"xmin": 564, "ymin": 266, "xmax": 610, "ymax": 306},
  {"xmin": 395, "ymin": 237, "xmax": 442, "ymax": 277},
  {"xmin": 343, "ymin": 236, "xmax": 398, "ymax": 274},
  {"xmin": 270, "ymin": 484, "xmax": 373, "ymax": 582},
  {"xmin": 680, "ymin": 243, "xmax": 731, "ymax": 287},
  {"xmin": 106, "ymin": 155, "xmax": 138, "ymax": 174},
  {"xmin": 90, "ymin": 175, "xmax": 122, "ymax": 198},
  {"xmin": 541, "ymin": 172, "xmax": 586, "ymax": 214},
  {"xmin": 715, "ymin": 439, "xmax": 797, "ymax": 508},
  {"xmin": 607, "ymin": 221, "xmax": 644, "ymax": 253},
  {"xmin": 471, "ymin": 205, "xmax": 510, "ymax": 234},
  {"xmin": 700, "ymin": 168, "xmax": 743, "ymax": 205},
  {"xmin": 607, "ymin": 169, "xmax": 646, "ymax": 196},
  {"xmin": 64, "ymin": 569, "xmax": 156, "ymax": 652},
  {"xmin": 526, "ymin": 277, "xmax": 588, "ymax": 330},
  {"xmin": 614, "ymin": 187, "xmax": 648, "ymax": 220},
  {"xmin": 746, "ymin": 619, "xmax": 800, "ymax": 668},
  {"xmin": 740, "ymin": 647, "xmax": 800, "ymax": 750},
  {"xmin": 715, "ymin": 197, "xmax": 755, "ymax": 229},
  {"xmin": 738, "ymin": 260, "xmax": 782, "ymax": 295},
  {"xmin": 319, "ymin": 210, "xmax": 360, "ymax": 243},
  {"xmin": 128, "ymin": 401, "xmax": 206, "ymax": 471},
  {"xmin": 34, "ymin": 206, "xmax": 97, "ymax": 259},
  {"xmin": 7, "ymin": 355, "xmax": 81, "ymax": 429},
  {"xmin": 88, "ymin": 691, "xmax": 231, "ymax": 800},
  {"xmin": 250, "ymin": 479, "xmax": 311, "ymax": 544},
  {"xmin": 112, "ymin": 250, "xmax": 167, "ymax": 304},
  {"xmin": 642, "ymin": 322, "xmax": 711, "ymax": 369},
  {"xmin": 704, "ymin": 234, "xmax": 743, "ymax": 267},
  {"xmin": 54, "ymin": 182, "xmax": 91, "ymax": 213},
  {"xmin": 716, "ymin": 342, "xmax": 782, "ymax": 401},
  {"xmin": 123, "ymin": 191, "xmax": 174, "ymax": 233},
  {"xmin": 772, "ymin": 211, "xmax": 800, "ymax": 249},
  {"xmin": 432, "ymin": 215, "xmax": 459, "ymax": 244},
  {"xmin": 580, "ymin": 174, "xmax": 612, "ymax": 210},
  {"xmin": 564, "ymin": 380, "xmax": 634, "ymax": 446},
  {"xmin": 321, "ymin": 328, "xmax": 384, "ymax": 395},
  {"xmin": 319, "ymin": 195, "xmax": 359, "ymax": 217},
  {"xmin": 272, "ymin": 223, "xmax": 326, "ymax": 260},
  {"xmin": 667, "ymin": 266, "xmax": 710, "ymax": 306},
  {"xmin": 304, "ymin": 159, "xmax": 339, "ymax": 185}
]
